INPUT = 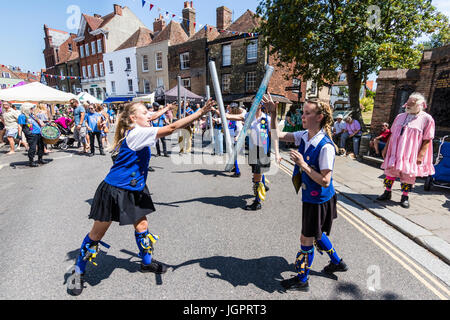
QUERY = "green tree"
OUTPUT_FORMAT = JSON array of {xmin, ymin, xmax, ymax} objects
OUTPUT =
[{"xmin": 256, "ymin": 0, "xmax": 448, "ymax": 125}]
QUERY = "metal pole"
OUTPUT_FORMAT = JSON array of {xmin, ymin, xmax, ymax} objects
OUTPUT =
[
  {"xmin": 206, "ymin": 85, "xmax": 215, "ymax": 146},
  {"xmin": 177, "ymin": 76, "xmax": 181, "ymax": 119},
  {"xmin": 225, "ymin": 65, "xmax": 275, "ymax": 172},
  {"xmin": 208, "ymin": 60, "xmax": 233, "ymax": 157}
]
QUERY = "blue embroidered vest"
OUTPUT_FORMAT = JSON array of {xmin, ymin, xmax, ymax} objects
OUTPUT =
[
  {"xmin": 292, "ymin": 134, "xmax": 335, "ymax": 204},
  {"xmin": 105, "ymin": 137, "xmax": 151, "ymax": 191}
]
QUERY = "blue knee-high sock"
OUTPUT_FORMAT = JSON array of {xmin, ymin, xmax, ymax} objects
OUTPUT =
[
  {"xmin": 135, "ymin": 231, "xmax": 152, "ymax": 266},
  {"xmin": 235, "ymin": 159, "xmax": 240, "ymax": 175},
  {"xmin": 317, "ymin": 233, "xmax": 341, "ymax": 265},
  {"xmin": 262, "ymin": 175, "xmax": 266, "ymax": 187},
  {"xmin": 75, "ymin": 234, "xmax": 97, "ymax": 274},
  {"xmin": 296, "ymin": 245, "xmax": 314, "ymax": 283}
]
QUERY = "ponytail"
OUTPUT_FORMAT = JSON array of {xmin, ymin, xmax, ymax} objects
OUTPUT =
[{"xmin": 110, "ymin": 102, "xmax": 142, "ymax": 152}]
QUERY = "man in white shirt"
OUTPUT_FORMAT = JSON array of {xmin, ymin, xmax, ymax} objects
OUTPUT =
[{"xmin": 332, "ymin": 114, "xmax": 346, "ymax": 150}]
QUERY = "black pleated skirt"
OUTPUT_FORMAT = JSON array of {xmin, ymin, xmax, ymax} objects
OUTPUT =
[
  {"xmin": 89, "ymin": 180, "xmax": 156, "ymax": 226},
  {"xmin": 301, "ymin": 195, "xmax": 338, "ymax": 240}
]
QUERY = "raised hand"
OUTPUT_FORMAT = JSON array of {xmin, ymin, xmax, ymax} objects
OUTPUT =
[{"xmin": 262, "ymin": 92, "xmax": 278, "ymax": 114}]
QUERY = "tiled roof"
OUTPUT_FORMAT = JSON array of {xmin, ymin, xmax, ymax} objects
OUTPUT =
[
  {"xmin": 152, "ymin": 21, "xmax": 189, "ymax": 45},
  {"xmin": 83, "ymin": 14, "xmax": 104, "ymax": 31},
  {"xmin": 116, "ymin": 27, "xmax": 153, "ymax": 51},
  {"xmin": 216, "ymin": 10, "xmax": 261, "ymax": 40},
  {"xmin": 189, "ymin": 24, "xmax": 220, "ymax": 42}
]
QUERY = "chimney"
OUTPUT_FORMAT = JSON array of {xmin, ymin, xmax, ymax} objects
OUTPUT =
[
  {"xmin": 113, "ymin": 4, "xmax": 123, "ymax": 16},
  {"xmin": 217, "ymin": 6, "xmax": 232, "ymax": 30},
  {"xmin": 153, "ymin": 14, "xmax": 166, "ymax": 33},
  {"xmin": 182, "ymin": 1, "xmax": 196, "ymax": 38}
]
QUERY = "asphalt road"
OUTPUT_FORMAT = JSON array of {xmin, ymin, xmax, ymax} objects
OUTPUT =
[{"xmin": 0, "ymin": 133, "xmax": 449, "ymax": 300}]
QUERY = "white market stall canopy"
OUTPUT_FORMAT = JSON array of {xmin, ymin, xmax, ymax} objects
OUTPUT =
[
  {"xmin": 133, "ymin": 92, "xmax": 155, "ymax": 104},
  {"xmin": 77, "ymin": 92, "xmax": 103, "ymax": 104},
  {"xmin": 0, "ymin": 82, "xmax": 77, "ymax": 104}
]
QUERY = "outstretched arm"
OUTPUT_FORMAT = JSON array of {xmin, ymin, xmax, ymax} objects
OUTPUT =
[
  {"xmin": 263, "ymin": 93, "xmax": 295, "ymax": 143},
  {"xmin": 156, "ymin": 99, "xmax": 215, "ymax": 140}
]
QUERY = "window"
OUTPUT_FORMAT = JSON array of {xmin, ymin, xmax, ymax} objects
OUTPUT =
[
  {"xmin": 90, "ymin": 88, "xmax": 95, "ymax": 96},
  {"xmin": 143, "ymin": 79, "xmax": 151, "ymax": 93},
  {"xmin": 70, "ymin": 66, "xmax": 74, "ymax": 76},
  {"xmin": 87, "ymin": 65, "xmax": 92, "ymax": 78},
  {"xmin": 246, "ymin": 71, "xmax": 257, "ymax": 92},
  {"xmin": 222, "ymin": 44, "xmax": 231, "ymax": 67},
  {"xmin": 82, "ymin": 66, "xmax": 87, "ymax": 79},
  {"xmin": 339, "ymin": 73, "xmax": 346, "ymax": 82},
  {"xmin": 99, "ymin": 62, "xmax": 104, "ymax": 77},
  {"xmin": 222, "ymin": 74, "xmax": 231, "ymax": 93},
  {"xmin": 156, "ymin": 52, "xmax": 163, "ymax": 70},
  {"xmin": 157, "ymin": 77, "xmax": 164, "ymax": 89},
  {"xmin": 142, "ymin": 55, "xmax": 149, "ymax": 72},
  {"xmin": 93, "ymin": 64, "xmax": 98, "ymax": 78},
  {"xmin": 109, "ymin": 60, "xmax": 114, "ymax": 73},
  {"xmin": 111, "ymin": 81, "xmax": 116, "ymax": 93},
  {"xmin": 85, "ymin": 43, "xmax": 90, "ymax": 56},
  {"xmin": 80, "ymin": 45, "xmax": 85, "ymax": 58},
  {"xmin": 180, "ymin": 52, "xmax": 190, "ymax": 70},
  {"xmin": 309, "ymin": 81, "xmax": 317, "ymax": 96},
  {"xmin": 2, "ymin": 72, "xmax": 11, "ymax": 78},
  {"xmin": 247, "ymin": 40, "xmax": 258, "ymax": 63},
  {"xmin": 91, "ymin": 41, "xmax": 96, "ymax": 55},
  {"xmin": 125, "ymin": 57, "xmax": 131, "ymax": 71},
  {"xmin": 181, "ymin": 78, "xmax": 191, "ymax": 89},
  {"xmin": 128, "ymin": 79, "xmax": 134, "ymax": 93},
  {"xmin": 68, "ymin": 44, "xmax": 72, "ymax": 51},
  {"xmin": 97, "ymin": 39, "xmax": 103, "ymax": 53},
  {"xmin": 60, "ymin": 69, "xmax": 64, "ymax": 77}
]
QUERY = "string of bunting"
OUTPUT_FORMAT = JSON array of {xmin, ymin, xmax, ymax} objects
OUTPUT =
[
  {"xmin": 141, "ymin": 1, "xmax": 259, "ymax": 37},
  {"xmin": 42, "ymin": 73, "xmax": 82, "ymax": 80}
]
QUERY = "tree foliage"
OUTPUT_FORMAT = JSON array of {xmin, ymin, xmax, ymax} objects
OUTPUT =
[{"xmin": 256, "ymin": 0, "xmax": 448, "ymax": 122}]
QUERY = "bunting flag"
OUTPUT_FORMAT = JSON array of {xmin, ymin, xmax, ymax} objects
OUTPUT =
[
  {"xmin": 142, "ymin": 0, "xmax": 146, "ymax": 8},
  {"xmin": 149, "ymin": 4, "xmax": 154, "ymax": 11}
]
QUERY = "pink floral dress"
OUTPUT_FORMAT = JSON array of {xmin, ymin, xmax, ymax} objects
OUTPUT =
[{"xmin": 381, "ymin": 111, "xmax": 435, "ymax": 179}]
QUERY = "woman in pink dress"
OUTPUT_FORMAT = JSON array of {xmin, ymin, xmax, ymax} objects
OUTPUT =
[{"xmin": 377, "ymin": 92, "xmax": 435, "ymax": 208}]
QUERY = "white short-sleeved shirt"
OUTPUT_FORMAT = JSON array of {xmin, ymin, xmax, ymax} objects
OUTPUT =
[
  {"xmin": 293, "ymin": 130, "xmax": 335, "ymax": 171},
  {"xmin": 126, "ymin": 126, "xmax": 159, "ymax": 151},
  {"xmin": 333, "ymin": 121, "xmax": 346, "ymax": 134},
  {"xmin": 245, "ymin": 112, "xmax": 271, "ymax": 149}
]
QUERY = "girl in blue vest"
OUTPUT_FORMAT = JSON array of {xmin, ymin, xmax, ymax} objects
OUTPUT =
[
  {"xmin": 264, "ymin": 94, "xmax": 348, "ymax": 292},
  {"xmin": 68, "ymin": 100, "xmax": 214, "ymax": 296}
]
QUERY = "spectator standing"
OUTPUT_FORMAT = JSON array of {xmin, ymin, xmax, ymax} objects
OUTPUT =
[
  {"xmin": 72, "ymin": 99, "xmax": 89, "ymax": 155},
  {"xmin": 1, "ymin": 101, "xmax": 21, "ymax": 155},
  {"xmin": 152, "ymin": 102, "xmax": 169, "ymax": 157},
  {"xmin": 85, "ymin": 104, "xmax": 105, "ymax": 157}
]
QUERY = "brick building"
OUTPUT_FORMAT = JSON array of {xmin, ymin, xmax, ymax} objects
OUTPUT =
[
  {"xmin": 371, "ymin": 45, "xmax": 450, "ymax": 137},
  {"xmin": 74, "ymin": 4, "xmax": 147, "ymax": 100},
  {"xmin": 43, "ymin": 25, "xmax": 80, "ymax": 92}
]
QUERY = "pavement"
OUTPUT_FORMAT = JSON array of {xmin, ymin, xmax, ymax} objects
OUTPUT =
[{"xmin": 279, "ymin": 148, "xmax": 450, "ymax": 266}]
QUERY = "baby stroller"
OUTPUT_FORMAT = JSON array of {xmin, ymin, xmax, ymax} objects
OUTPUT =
[
  {"xmin": 53, "ymin": 122, "xmax": 75, "ymax": 151},
  {"xmin": 424, "ymin": 136, "xmax": 450, "ymax": 191}
]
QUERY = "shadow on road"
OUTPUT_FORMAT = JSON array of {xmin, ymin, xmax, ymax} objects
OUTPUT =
[
  {"xmin": 330, "ymin": 282, "xmax": 400, "ymax": 300},
  {"xmin": 170, "ymin": 255, "xmax": 337, "ymax": 294},
  {"xmin": 158, "ymin": 194, "xmax": 254, "ymax": 210},
  {"xmin": 172, "ymin": 169, "xmax": 231, "ymax": 178}
]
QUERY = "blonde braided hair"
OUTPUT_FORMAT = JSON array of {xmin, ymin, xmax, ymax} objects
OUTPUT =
[{"xmin": 306, "ymin": 98, "xmax": 338, "ymax": 152}]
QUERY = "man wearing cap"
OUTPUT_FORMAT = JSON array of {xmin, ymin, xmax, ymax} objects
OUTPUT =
[{"xmin": 332, "ymin": 114, "xmax": 346, "ymax": 150}]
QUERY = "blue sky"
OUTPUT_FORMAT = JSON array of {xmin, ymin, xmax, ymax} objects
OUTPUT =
[{"xmin": 0, "ymin": 0, "xmax": 448, "ymax": 76}]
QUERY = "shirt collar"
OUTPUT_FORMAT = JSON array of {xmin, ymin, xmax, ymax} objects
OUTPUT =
[{"xmin": 302, "ymin": 129, "xmax": 326, "ymax": 147}]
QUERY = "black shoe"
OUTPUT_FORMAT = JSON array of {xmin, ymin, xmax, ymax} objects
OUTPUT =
[
  {"xmin": 67, "ymin": 271, "xmax": 85, "ymax": 296},
  {"xmin": 88, "ymin": 153, "xmax": 94, "ymax": 157},
  {"xmin": 376, "ymin": 190, "xmax": 391, "ymax": 201},
  {"xmin": 100, "ymin": 151, "xmax": 106, "ymax": 156},
  {"xmin": 141, "ymin": 261, "xmax": 168, "ymax": 274},
  {"xmin": 148, "ymin": 166, "xmax": 155, "ymax": 172},
  {"xmin": 38, "ymin": 159, "xmax": 49, "ymax": 165},
  {"xmin": 323, "ymin": 259, "xmax": 348, "ymax": 274},
  {"xmin": 244, "ymin": 200, "xmax": 261, "ymax": 211},
  {"xmin": 231, "ymin": 167, "xmax": 236, "ymax": 172},
  {"xmin": 28, "ymin": 161, "xmax": 39, "ymax": 168},
  {"xmin": 163, "ymin": 154, "xmax": 169, "ymax": 157},
  {"xmin": 281, "ymin": 276, "xmax": 310, "ymax": 292},
  {"xmin": 232, "ymin": 172, "xmax": 241, "ymax": 178},
  {"xmin": 265, "ymin": 185, "xmax": 270, "ymax": 192},
  {"xmin": 400, "ymin": 195, "xmax": 410, "ymax": 209}
]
